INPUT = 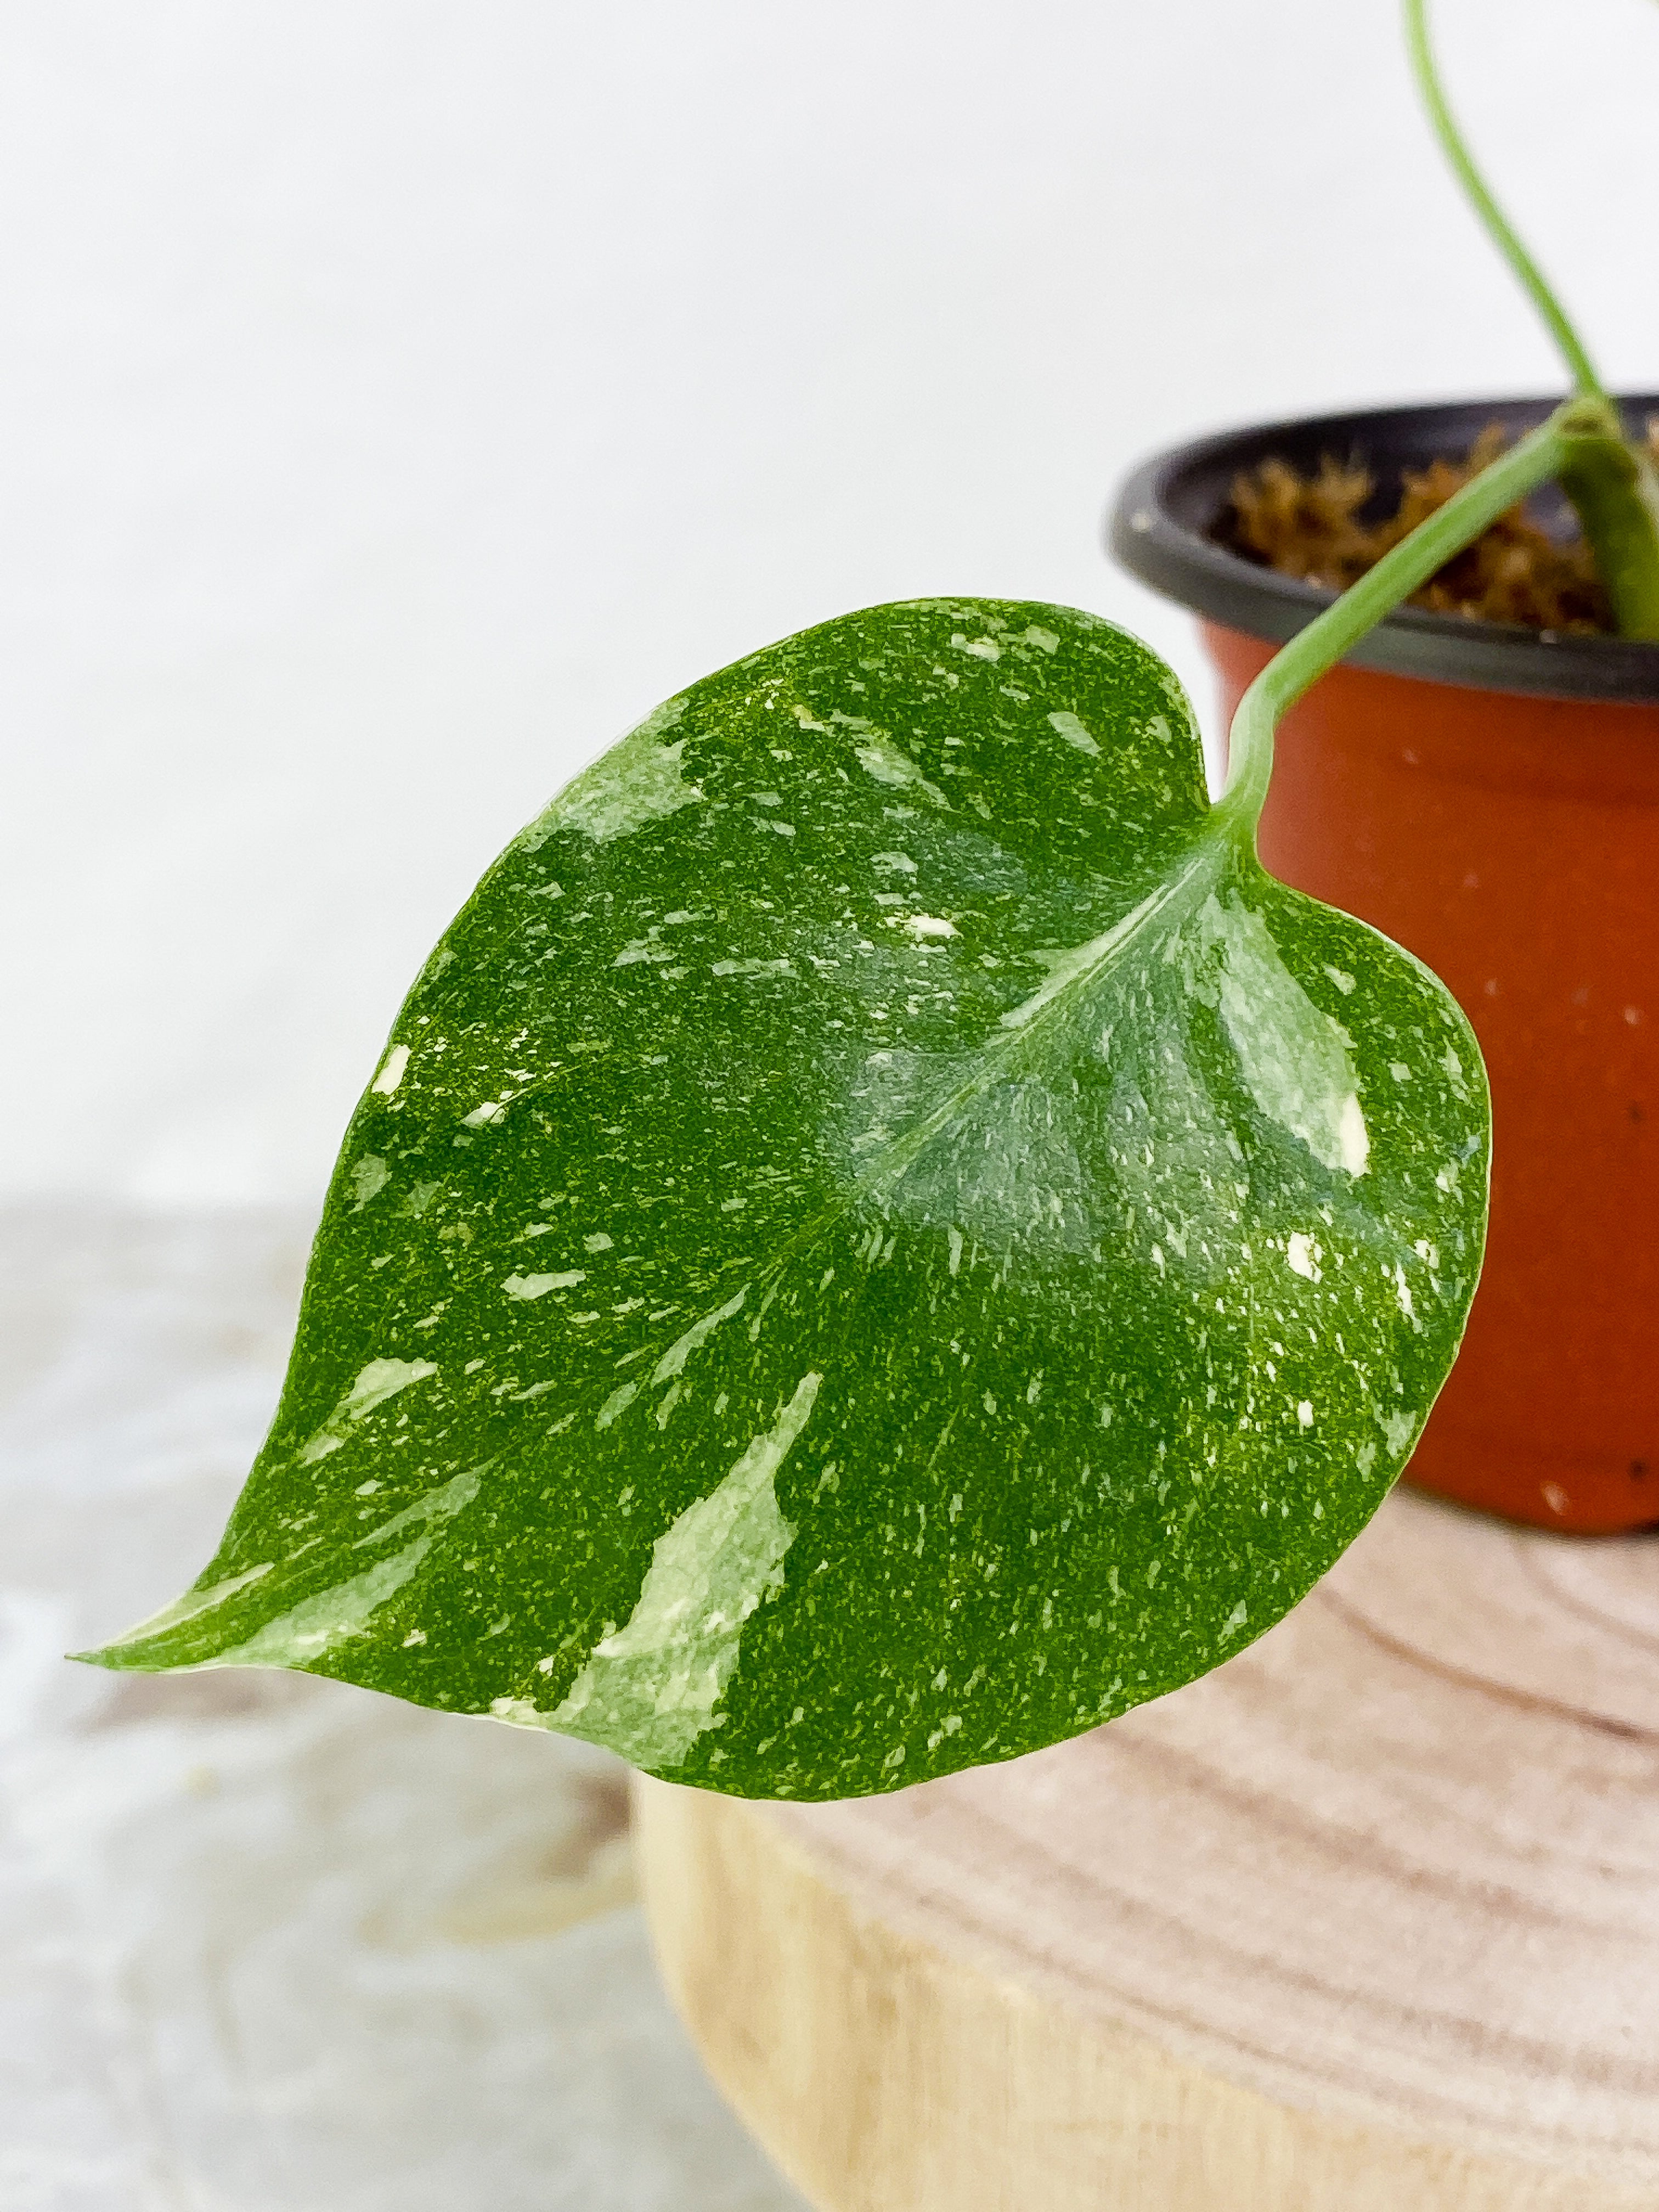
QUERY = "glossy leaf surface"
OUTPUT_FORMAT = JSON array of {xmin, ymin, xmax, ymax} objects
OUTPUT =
[{"xmin": 84, "ymin": 600, "xmax": 1489, "ymax": 1799}]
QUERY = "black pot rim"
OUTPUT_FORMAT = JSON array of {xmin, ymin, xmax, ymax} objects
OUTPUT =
[{"xmin": 1107, "ymin": 392, "xmax": 1659, "ymax": 703}]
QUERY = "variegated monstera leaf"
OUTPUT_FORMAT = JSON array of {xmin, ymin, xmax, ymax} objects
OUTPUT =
[{"xmin": 82, "ymin": 599, "xmax": 1487, "ymax": 1799}]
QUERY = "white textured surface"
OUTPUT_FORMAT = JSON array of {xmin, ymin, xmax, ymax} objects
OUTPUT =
[
  {"xmin": 4, "ymin": 0, "xmax": 1657, "ymax": 1207},
  {"xmin": 0, "ymin": 1207, "xmax": 806, "ymax": 2211}
]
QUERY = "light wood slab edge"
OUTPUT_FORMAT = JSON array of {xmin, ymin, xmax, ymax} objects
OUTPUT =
[{"xmin": 636, "ymin": 1775, "xmax": 1656, "ymax": 2212}]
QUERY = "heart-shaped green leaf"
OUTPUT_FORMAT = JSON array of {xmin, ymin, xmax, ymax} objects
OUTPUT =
[{"xmin": 83, "ymin": 599, "xmax": 1488, "ymax": 1799}]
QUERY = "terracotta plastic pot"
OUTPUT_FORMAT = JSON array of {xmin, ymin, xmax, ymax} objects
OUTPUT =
[{"xmin": 1110, "ymin": 396, "xmax": 1659, "ymax": 1533}]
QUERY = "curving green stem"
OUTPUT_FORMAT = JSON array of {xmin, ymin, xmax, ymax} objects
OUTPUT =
[
  {"xmin": 1220, "ymin": 402, "xmax": 1600, "ymax": 832},
  {"xmin": 1402, "ymin": 0, "xmax": 1659, "ymax": 639},
  {"xmin": 1403, "ymin": 0, "xmax": 1603, "ymax": 398}
]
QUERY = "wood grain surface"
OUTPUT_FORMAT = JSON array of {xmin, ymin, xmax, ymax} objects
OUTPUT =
[{"xmin": 637, "ymin": 1485, "xmax": 1659, "ymax": 2211}]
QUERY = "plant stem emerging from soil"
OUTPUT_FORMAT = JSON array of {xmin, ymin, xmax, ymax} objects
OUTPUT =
[
  {"xmin": 1220, "ymin": 401, "xmax": 1593, "ymax": 832},
  {"xmin": 1402, "ymin": 0, "xmax": 1659, "ymax": 640},
  {"xmin": 1554, "ymin": 410, "xmax": 1659, "ymax": 642}
]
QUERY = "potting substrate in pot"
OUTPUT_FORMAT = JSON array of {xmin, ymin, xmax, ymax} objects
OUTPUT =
[{"xmin": 636, "ymin": 400, "xmax": 1659, "ymax": 2212}]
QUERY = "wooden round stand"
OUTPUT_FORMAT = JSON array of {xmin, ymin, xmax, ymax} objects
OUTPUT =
[{"xmin": 637, "ymin": 1488, "xmax": 1659, "ymax": 2211}]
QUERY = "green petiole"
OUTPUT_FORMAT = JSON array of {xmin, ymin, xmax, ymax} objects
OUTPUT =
[
  {"xmin": 1221, "ymin": 399, "xmax": 1618, "ymax": 831},
  {"xmin": 1554, "ymin": 409, "xmax": 1659, "ymax": 642},
  {"xmin": 1402, "ymin": 0, "xmax": 1659, "ymax": 640}
]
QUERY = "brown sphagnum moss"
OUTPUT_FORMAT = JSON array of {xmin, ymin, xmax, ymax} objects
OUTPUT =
[{"xmin": 1225, "ymin": 421, "xmax": 1659, "ymax": 635}]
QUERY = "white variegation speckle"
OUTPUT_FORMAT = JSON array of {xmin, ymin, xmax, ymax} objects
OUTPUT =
[
  {"xmin": 1046, "ymin": 710, "xmax": 1101, "ymax": 757},
  {"xmin": 524, "ymin": 698, "xmax": 699, "ymax": 847},
  {"xmin": 613, "ymin": 936, "xmax": 674, "ymax": 968},
  {"xmin": 189, "ymin": 1468, "xmax": 480, "ymax": 1669},
  {"xmin": 94, "ymin": 1561, "xmax": 274, "ymax": 1651},
  {"xmin": 596, "ymin": 1381, "xmax": 639, "ymax": 1430},
  {"xmin": 1285, "ymin": 1232, "xmax": 1321, "ymax": 1282},
  {"xmin": 1204, "ymin": 895, "xmax": 1369, "ymax": 1176},
  {"xmin": 489, "ymin": 1695, "xmax": 544, "ymax": 1724},
  {"xmin": 349, "ymin": 1155, "xmax": 390, "ymax": 1209},
  {"xmin": 371, "ymin": 1045, "xmax": 409, "ymax": 1096},
  {"xmin": 196, "ymin": 1539, "xmax": 435, "ymax": 1666},
  {"xmin": 503, "ymin": 1271, "xmax": 585, "ymax": 1300},
  {"xmin": 652, "ymin": 1286, "xmax": 748, "ymax": 1386},
  {"xmin": 1382, "ymin": 1408, "xmax": 1417, "ymax": 1456},
  {"xmin": 299, "ymin": 1358, "xmax": 438, "ymax": 1463},
  {"xmin": 854, "ymin": 741, "xmax": 948, "ymax": 808}
]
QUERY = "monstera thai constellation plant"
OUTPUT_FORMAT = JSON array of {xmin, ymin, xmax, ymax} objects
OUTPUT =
[{"xmin": 80, "ymin": 1, "xmax": 1659, "ymax": 1800}]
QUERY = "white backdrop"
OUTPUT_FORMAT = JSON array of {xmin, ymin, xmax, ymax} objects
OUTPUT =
[{"xmin": 4, "ymin": 0, "xmax": 1655, "ymax": 1207}]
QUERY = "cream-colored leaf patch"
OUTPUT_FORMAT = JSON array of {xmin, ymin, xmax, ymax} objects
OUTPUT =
[
  {"xmin": 371, "ymin": 1045, "xmax": 410, "ymax": 1096},
  {"xmin": 522, "ymin": 698, "xmax": 699, "ymax": 847},
  {"xmin": 1046, "ymin": 710, "xmax": 1101, "ymax": 757},
  {"xmin": 1202, "ymin": 895, "xmax": 1369, "ymax": 1176},
  {"xmin": 652, "ymin": 1286, "xmax": 747, "ymax": 1385},
  {"xmin": 190, "ymin": 1465, "xmax": 481, "ymax": 1668},
  {"xmin": 192, "ymin": 1539, "xmax": 432, "ymax": 1669},
  {"xmin": 349, "ymin": 1154, "xmax": 390, "ymax": 1207},
  {"xmin": 541, "ymin": 1372, "xmax": 821, "ymax": 1767},
  {"xmin": 95, "ymin": 1562, "xmax": 274, "ymax": 1652},
  {"xmin": 299, "ymin": 1357, "xmax": 439, "ymax": 1463},
  {"xmin": 853, "ymin": 740, "xmax": 948, "ymax": 808},
  {"xmin": 502, "ymin": 1271, "xmax": 585, "ymax": 1300}
]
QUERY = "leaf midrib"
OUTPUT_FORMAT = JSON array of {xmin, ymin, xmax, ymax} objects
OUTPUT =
[{"xmin": 617, "ymin": 838, "xmax": 1227, "ymax": 1384}]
